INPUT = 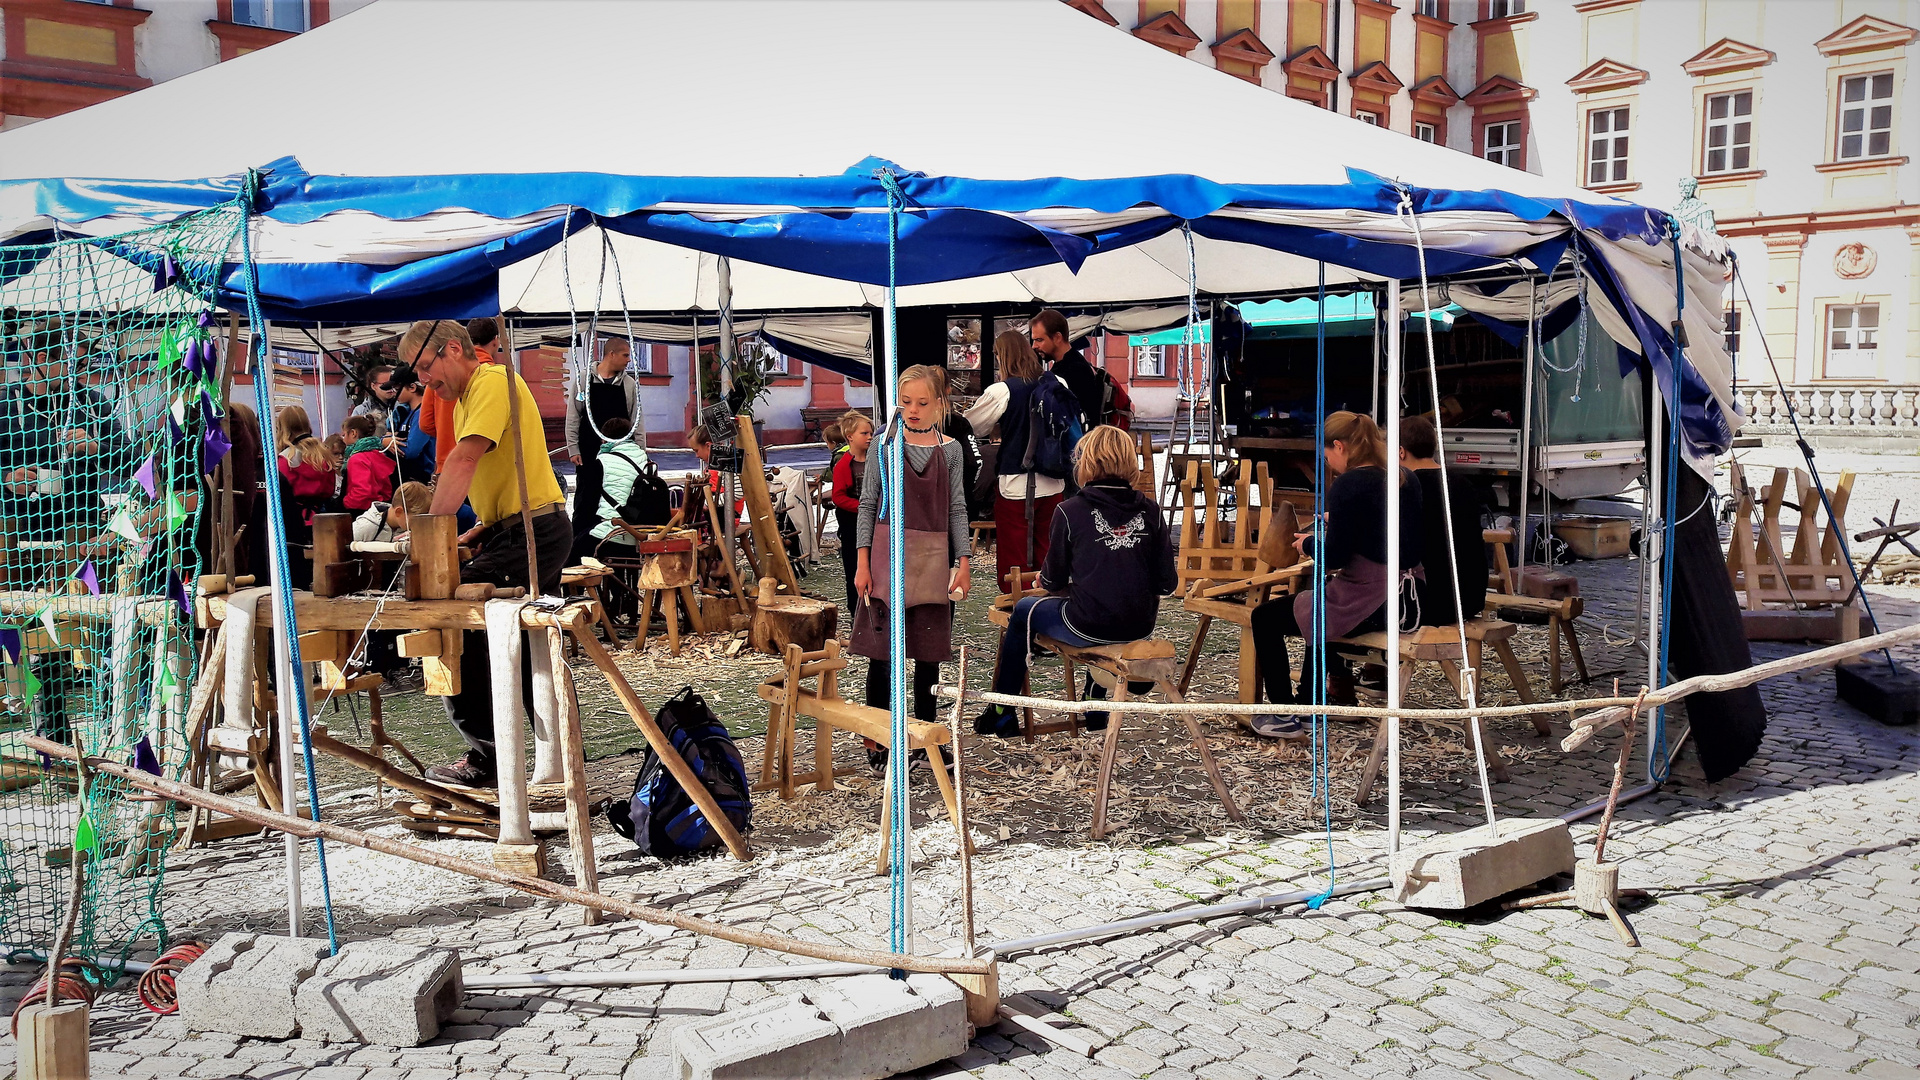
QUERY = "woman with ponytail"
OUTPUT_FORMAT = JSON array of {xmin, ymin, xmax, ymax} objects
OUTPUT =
[{"xmin": 1246, "ymin": 411, "xmax": 1424, "ymax": 739}]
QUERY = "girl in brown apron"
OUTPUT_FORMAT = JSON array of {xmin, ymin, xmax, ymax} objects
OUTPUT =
[
  {"xmin": 1247, "ymin": 411, "xmax": 1424, "ymax": 739},
  {"xmin": 851, "ymin": 366, "xmax": 973, "ymax": 765}
]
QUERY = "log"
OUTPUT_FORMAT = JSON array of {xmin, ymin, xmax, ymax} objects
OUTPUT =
[
  {"xmin": 750, "ymin": 576, "xmax": 837, "ymax": 656},
  {"xmin": 24, "ymin": 736, "xmax": 989, "ymax": 977},
  {"xmin": 306, "ymin": 730, "xmax": 494, "ymax": 815},
  {"xmin": 15, "ymin": 1002, "xmax": 88, "ymax": 1080}
]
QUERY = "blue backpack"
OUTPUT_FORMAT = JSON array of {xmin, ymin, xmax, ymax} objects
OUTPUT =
[
  {"xmin": 1024, "ymin": 373, "xmax": 1085, "ymax": 481},
  {"xmin": 607, "ymin": 687, "xmax": 752, "ymax": 857}
]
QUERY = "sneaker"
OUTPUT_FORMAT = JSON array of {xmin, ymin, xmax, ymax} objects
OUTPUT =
[
  {"xmin": 867, "ymin": 744, "xmax": 889, "ymax": 772},
  {"xmin": 1081, "ymin": 712, "xmax": 1110, "ymax": 733},
  {"xmin": 974, "ymin": 706, "xmax": 1020, "ymax": 738},
  {"xmin": 425, "ymin": 751, "xmax": 498, "ymax": 787},
  {"xmin": 1248, "ymin": 714, "xmax": 1309, "ymax": 741},
  {"xmin": 910, "ymin": 746, "xmax": 953, "ymax": 773}
]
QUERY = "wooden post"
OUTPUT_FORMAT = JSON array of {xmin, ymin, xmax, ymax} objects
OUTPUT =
[
  {"xmin": 410, "ymin": 514, "xmax": 459, "ymax": 600},
  {"xmin": 547, "ymin": 627, "xmax": 600, "ymax": 925},
  {"xmin": 310, "ymin": 513, "xmax": 353, "ymax": 597},
  {"xmin": 501, "ymin": 315, "xmax": 542, "ymax": 594},
  {"xmin": 15, "ymin": 1002, "xmax": 88, "ymax": 1080},
  {"xmin": 733, "ymin": 414, "xmax": 800, "ymax": 595}
]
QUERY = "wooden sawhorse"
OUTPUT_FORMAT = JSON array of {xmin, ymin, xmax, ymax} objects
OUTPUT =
[
  {"xmin": 989, "ymin": 583, "xmax": 1244, "ymax": 838},
  {"xmin": 754, "ymin": 640, "xmax": 970, "ymax": 873}
]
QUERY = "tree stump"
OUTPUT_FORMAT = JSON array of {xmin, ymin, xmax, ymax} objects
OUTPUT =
[{"xmin": 750, "ymin": 577, "xmax": 836, "ymax": 656}]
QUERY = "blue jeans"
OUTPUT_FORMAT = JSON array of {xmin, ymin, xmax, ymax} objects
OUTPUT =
[{"xmin": 993, "ymin": 595, "xmax": 1140, "ymax": 725}]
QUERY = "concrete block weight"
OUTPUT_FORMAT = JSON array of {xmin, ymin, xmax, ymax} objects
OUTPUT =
[
  {"xmin": 672, "ymin": 974, "xmax": 968, "ymax": 1080},
  {"xmin": 294, "ymin": 941, "xmax": 463, "ymax": 1046},
  {"xmin": 176, "ymin": 933, "xmax": 334, "ymax": 1040}
]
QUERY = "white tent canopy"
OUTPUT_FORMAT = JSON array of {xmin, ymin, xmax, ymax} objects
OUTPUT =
[{"xmin": 0, "ymin": 0, "xmax": 1737, "ymax": 465}]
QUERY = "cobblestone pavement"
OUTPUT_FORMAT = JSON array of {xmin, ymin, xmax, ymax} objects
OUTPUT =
[{"xmin": 3, "ymin": 555, "xmax": 1918, "ymax": 1080}]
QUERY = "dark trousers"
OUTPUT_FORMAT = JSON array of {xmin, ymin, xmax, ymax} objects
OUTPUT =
[
  {"xmin": 445, "ymin": 509, "xmax": 573, "ymax": 767},
  {"xmin": 1249, "ymin": 595, "xmax": 1385, "ymax": 706},
  {"xmin": 865, "ymin": 657, "xmax": 940, "ymax": 723},
  {"xmin": 834, "ymin": 508, "xmax": 858, "ymax": 625},
  {"xmin": 571, "ymin": 456, "xmax": 604, "ymax": 544}
]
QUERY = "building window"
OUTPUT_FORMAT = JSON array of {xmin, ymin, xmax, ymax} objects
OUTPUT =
[
  {"xmin": 231, "ymin": 0, "xmax": 308, "ymax": 32},
  {"xmin": 1838, "ymin": 72, "xmax": 1894, "ymax": 160},
  {"xmin": 1825, "ymin": 303, "xmax": 1880, "ymax": 378},
  {"xmin": 1703, "ymin": 90, "xmax": 1753, "ymax": 174},
  {"xmin": 1415, "ymin": 121, "xmax": 1438, "ymax": 143},
  {"xmin": 1587, "ymin": 106, "xmax": 1629, "ymax": 185},
  {"xmin": 1725, "ymin": 305, "xmax": 1741, "ymax": 369},
  {"xmin": 1417, "ymin": 0, "xmax": 1445, "ymax": 18},
  {"xmin": 1135, "ymin": 345, "xmax": 1169, "ymax": 379},
  {"xmin": 1483, "ymin": 120, "xmax": 1523, "ymax": 168},
  {"xmin": 1485, "ymin": 0, "xmax": 1525, "ymax": 18},
  {"xmin": 1356, "ymin": 109, "xmax": 1383, "ymax": 126}
]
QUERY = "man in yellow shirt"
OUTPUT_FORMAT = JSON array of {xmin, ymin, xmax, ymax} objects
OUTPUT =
[{"xmin": 399, "ymin": 318, "xmax": 571, "ymax": 786}]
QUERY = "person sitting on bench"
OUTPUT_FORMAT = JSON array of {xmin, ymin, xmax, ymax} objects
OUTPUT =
[
  {"xmin": 1401, "ymin": 415, "xmax": 1488, "ymax": 628},
  {"xmin": 974, "ymin": 425, "xmax": 1175, "ymax": 737},
  {"xmin": 1247, "ymin": 411, "xmax": 1423, "ymax": 740}
]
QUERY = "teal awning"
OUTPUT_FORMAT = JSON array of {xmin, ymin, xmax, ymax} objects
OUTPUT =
[{"xmin": 1130, "ymin": 297, "xmax": 1458, "ymax": 346}]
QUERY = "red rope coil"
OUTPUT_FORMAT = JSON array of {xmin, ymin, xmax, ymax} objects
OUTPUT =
[
  {"xmin": 9, "ymin": 957, "xmax": 101, "ymax": 1036},
  {"xmin": 136, "ymin": 940, "xmax": 208, "ymax": 1015}
]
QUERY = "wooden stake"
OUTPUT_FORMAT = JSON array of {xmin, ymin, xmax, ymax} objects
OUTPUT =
[
  {"xmin": 547, "ymin": 626, "xmax": 601, "ymax": 925},
  {"xmin": 15, "ymin": 1003, "xmax": 89, "ymax": 1080},
  {"xmin": 25, "ymin": 736, "xmax": 991, "ymax": 977},
  {"xmin": 947, "ymin": 646, "xmax": 977, "ymax": 959},
  {"xmin": 501, "ymin": 315, "xmax": 540, "ymax": 594}
]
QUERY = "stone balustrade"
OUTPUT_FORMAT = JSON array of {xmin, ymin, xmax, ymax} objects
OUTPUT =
[{"xmin": 1735, "ymin": 383, "xmax": 1920, "ymax": 440}]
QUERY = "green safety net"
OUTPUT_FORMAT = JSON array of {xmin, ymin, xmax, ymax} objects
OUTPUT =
[{"xmin": 0, "ymin": 200, "xmax": 240, "ymax": 979}]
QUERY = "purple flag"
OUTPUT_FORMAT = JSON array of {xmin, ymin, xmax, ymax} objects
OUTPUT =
[
  {"xmin": 0, "ymin": 626, "xmax": 18, "ymax": 664},
  {"xmin": 76, "ymin": 559, "xmax": 100, "ymax": 595},
  {"xmin": 167, "ymin": 412, "xmax": 186, "ymax": 445},
  {"xmin": 134, "ymin": 735, "xmax": 161, "ymax": 776},
  {"xmin": 181, "ymin": 338, "xmax": 202, "ymax": 378},
  {"xmin": 167, "ymin": 571, "xmax": 191, "ymax": 618},
  {"xmin": 152, "ymin": 254, "xmax": 179, "ymax": 293},
  {"xmin": 204, "ymin": 425, "xmax": 231, "ymax": 473},
  {"xmin": 133, "ymin": 454, "xmax": 158, "ymax": 499}
]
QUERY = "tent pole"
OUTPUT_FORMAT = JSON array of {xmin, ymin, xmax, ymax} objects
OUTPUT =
[
  {"xmin": 1384, "ymin": 279, "xmax": 1403, "ymax": 856},
  {"xmin": 264, "ymin": 316, "xmax": 304, "ymax": 940},
  {"xmin": 1516, "ymin": 278, "xmax": 1537, "ymax": 584},
  {"xmin": 1645, "ymin": 314, "xmax": 1666, "ymax": 778}
]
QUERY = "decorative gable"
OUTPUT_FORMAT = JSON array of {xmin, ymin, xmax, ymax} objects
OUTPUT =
[
  {"xmin": 1351, "ymin": 60, "xmax": 1405, "ymax": 94},
  {"xmin": 1060, "ymin": 0, "xmax": 1118, "ymax": 28},
  {"xmin": 1283, "ymin": 44, "xmax": 1340, "ymax": 83},
  {"xmin": 1815, "ymin": 15, "xmax": 1919, "ymax": 57},
  {"xmin": 1682, "ymin": 38, "xmax": 1776, "ymax": 77},
  {"xmin": 1133, "ymin": 10, "xmax": 1202, "ymax": 56},
  {"xmin": 1566, "ymin": 58, "xmax": 1648, "ymax": 93},
  {"xmin": 1213, "ymin": 27, "xmax": 1276, "ymax": 68},
  {"xmin": 1410, "ymin": 75, "xmax": 1461, "ymax": 107},
  {"xmin": 1464, "ymin": 74, "xmax": 1537, "ymax": 107}
]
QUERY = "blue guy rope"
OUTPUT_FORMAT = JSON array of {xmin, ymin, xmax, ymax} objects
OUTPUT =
[
  {"xmin": 1307, "ymin": 262, "xmax": 1336, "ymax": 911},
  {"xmin": 239, "ymin": 169, "xmax": 339, "ymax": 955},
  {"xmin": 876, "ymin": 168, "xmax": 911, "ymax": 975}
]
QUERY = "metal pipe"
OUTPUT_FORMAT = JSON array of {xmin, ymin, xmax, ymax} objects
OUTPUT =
[
  {"xmin": 1384, "ymin": 280, "xmax": 1403, "ymax": 855},
  {"xmin": 464, "ymin": 963, "xmax": 883, "ymax": 989},
  {"xmin": 262, "ymin": 315, "xmax": 304, "ymax": 941},
  {"xmin": 989, "ymin": 877, "xmax": 1390, "ymax": 956}
]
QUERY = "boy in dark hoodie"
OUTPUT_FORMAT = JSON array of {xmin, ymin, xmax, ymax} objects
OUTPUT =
[{"xmin": 976, "ymin": 425, "xmax": 1175, "ymax": 736}]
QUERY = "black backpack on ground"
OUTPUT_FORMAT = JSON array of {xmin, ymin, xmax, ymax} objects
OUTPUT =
[{"xmin": 607, "ymin": 686, "xmax": 752, "ymax": 857}]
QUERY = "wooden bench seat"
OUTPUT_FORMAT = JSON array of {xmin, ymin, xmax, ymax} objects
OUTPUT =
[
  {"xmin": 989, "ymin": 573, "xmax": 1243, "ymax": 838},
  {"xmin": 1485, "ymin": 527, "xmax": 1590, "ymax": 694},
  {"xmin": 1329, "ymin": 618, "xmax": 1549, "ymax": 806},
  {"xmin": 755, "ymin": 640, "xmax": 968, "ymax": 873}
]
